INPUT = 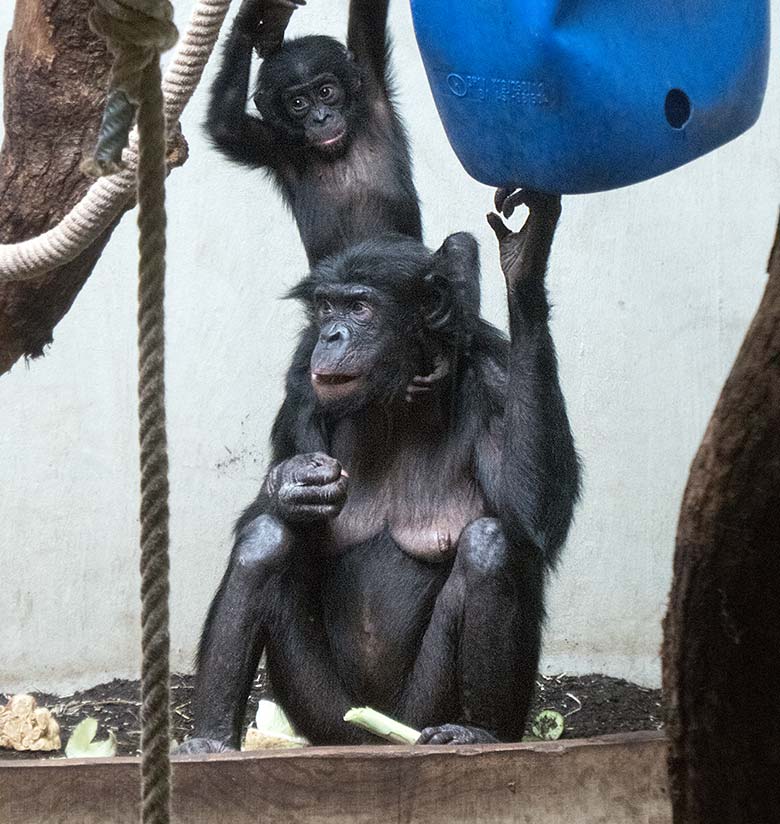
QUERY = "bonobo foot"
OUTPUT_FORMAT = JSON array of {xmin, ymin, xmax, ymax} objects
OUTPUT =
[
  {"xmin": 174, "ymin": 737, "xmax": 230, "ymax": 755},
  {"xmin": 417, "ymin": 724, "xmax": 498, "ymax": 745}
]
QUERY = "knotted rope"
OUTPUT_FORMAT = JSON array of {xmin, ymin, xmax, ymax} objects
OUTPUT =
[
  {"xmin": 85, "ymin": 2, "xmax": 177, "ymax": 822},
  {"xmin": 0, "ymin": 0, "xmax": 233, "ymax": 282},
  {"xmin": 83, "ymin": 0, "xmax": 178, "ymax": 177}
]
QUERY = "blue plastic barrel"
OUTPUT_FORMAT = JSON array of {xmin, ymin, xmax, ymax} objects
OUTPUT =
[{"xmin": 410, "ymin": 1, "xmax": 770, "ymax": 193}]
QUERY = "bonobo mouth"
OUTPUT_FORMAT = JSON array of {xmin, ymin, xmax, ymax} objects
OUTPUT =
[
  {"xmin": 311, "ymin": 372, "xmax": 364, "ymax": 399},
  {"xmin": 312, "ymin": 128, "xmax": 347, "ymax": 153},
  {"xmin": 318, "ymin": 132, "xmax": 345, "ymax": 146}
]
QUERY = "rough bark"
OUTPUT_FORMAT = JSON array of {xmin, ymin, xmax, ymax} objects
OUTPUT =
[
  {"xmin": 662, "ymin": 212, "xmax": 780, "ymax": 823},
  {"xmin": 0, "ymin": 0, "xmax": 187, "ymax": 375}
]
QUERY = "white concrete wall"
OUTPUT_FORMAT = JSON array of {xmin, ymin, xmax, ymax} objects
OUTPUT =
[{"xmin": 1, "ymin": 1, "xmax": 778, "ymax": 694}]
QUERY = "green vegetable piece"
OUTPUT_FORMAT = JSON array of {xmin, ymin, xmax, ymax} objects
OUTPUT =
[
  {"xmin": 255, "ymin": 699, "xmax": 299, "ymax": 739},
  {"xmin": 531, "ymin": 709, "xmax": 565, "ymax": 741},
  {"xmin": 65, "ymin": 717, "xmax": 118, "ymax": 758},
  {"xmin": 343, "ymin": 707, "xmax": 420, "ymax": 745}
]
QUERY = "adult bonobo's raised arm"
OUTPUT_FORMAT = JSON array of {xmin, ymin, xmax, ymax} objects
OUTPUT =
[
  {"xmin": 205, "ymin": 0, "xmax": 422, "ymax": 267},
  {"xmin": 178, "ymin": 193, "xmax": 580, "ymax": 754},
  {"xmin": 484, "ymin": 190, "xmax": 579, "ymax": 561}
]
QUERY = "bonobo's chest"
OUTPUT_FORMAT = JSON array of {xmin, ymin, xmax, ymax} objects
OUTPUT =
[
  {"xmin": 283, "ymin": 129, "xmax": 413, "ymax": 261},
  {"xmin": 297, "ymin": 135, "xmax": 404, "ymax": 206},
  {"xmin": 325, "ymin": 434, "xmax": 487, "ymax": 561}
]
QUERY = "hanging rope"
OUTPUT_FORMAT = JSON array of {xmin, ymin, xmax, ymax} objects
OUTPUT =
[
  {"xmin": 0, "ymin": 0, "xmax": 233, "ymax": 282},
  {"xmin": 85, "ymin": 1, "xmax": 178, "ymax": 822},
  {"xmin": 135, "ymin": 56, "xmax": 173, "ymax": 824},
  {"xmin": 0, "ymin": 3, "xmax": 240, "ymax": 819}
]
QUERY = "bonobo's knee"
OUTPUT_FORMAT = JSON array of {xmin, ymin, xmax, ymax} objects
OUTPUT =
[
  {"xmin": 458, "ymin": 517, "xmax": 509, "ymax": 576},
  {"xmin": 233, "ymin": 514, "xmax": 291, "ymax": 573}
]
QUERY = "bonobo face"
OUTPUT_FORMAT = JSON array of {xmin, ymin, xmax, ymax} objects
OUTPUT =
[
  {"xmin": 309, "ymin": 283, "xmax": 386, "ymax": 408},
  {"xmin": 292, "ymin": 233, "xmax": 481, "ymax": 416},
  {"xmin": 255, "ymin": 36, "xmax": 363, "ymax": 157},
  {"xmin": 283, "ymin": 74, "xmax": 350, "ymax": 155}
]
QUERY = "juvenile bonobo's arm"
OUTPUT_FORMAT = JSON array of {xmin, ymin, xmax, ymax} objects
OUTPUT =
[
  {"xmin": 483, "ymin": 190, "xmax": 580, "ymax": 561},
  {"xmin": 205, "ymin": 0, "xmax": 303, "ymax": 166},
  {"xmin": 347, "ymin": 0, "xmax": 391, "ymax": 97}
]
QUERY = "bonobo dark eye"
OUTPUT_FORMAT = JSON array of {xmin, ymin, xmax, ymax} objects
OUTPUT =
[
  {"xmin": 287, "ymin": 96, "xmax": 310, "ymax": 117},
  {"xmin": 350, "ymin": 300, "xmax": 372, "ymax": 320},
  {"xmin": 318, "ymin": 83, "xmax": 344, "ymax": 107},
  {"xmin": 316, "ymin": 298, "xmax": 334, "ymax": 318}
]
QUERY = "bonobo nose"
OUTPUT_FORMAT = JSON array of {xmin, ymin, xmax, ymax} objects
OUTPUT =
[
  {"xmin": 321, "ymin": 323, "xmax": 348, "ymax": 345},
  {"xmin": 313, "ymin": 107, "xmax": 329, "ymax": 123}
]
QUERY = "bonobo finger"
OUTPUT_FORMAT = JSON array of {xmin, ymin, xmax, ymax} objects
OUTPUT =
[
  {"xmin": 428, "ymin": 732, "xmax": 455, "ymax": 744},
  {"xmin": 494, "ymin": 187, "xmax": 512, "ymax": 213},
  {"xmin": 417, "ymin": 727, "xmax": 454, "ymax": 745},
  {"xmin": 412, "ymin": 365, "xmax": 448, "ymax": 386},
  {"xmin": 500, "ymin": 188, "xmax": 528, "ymax": 218},
  {"xmin": 288, "ymin": 503, "xmax": 344, "ymax": 523},
  {"xmin": 284, "ymin": 478, "xmax": 347, "ymax": 506},
  {"xmin": 293, "ymin": 454, "xmax": 343, "ymax": 485},
  {"xmin": 307, "ymin": 503, "xmax": 344, "ymax": 519},
  {"xmin": 174, "ymin": 737, "xmax": 229, "ymax": 755},
  {"xmin": 416, "ymin": 727, "xmax": 439, "ymax": 744},
  {"xmin": 487, "ymin": 212, "xmax": 511, "ymax": 242},
  {"xmin": 405, "ymin": 386, "xmax": 431, "ymax": 403},
  {"xmin": 407, "ymin": 356, "xmax": 450, "ymax": 401}
]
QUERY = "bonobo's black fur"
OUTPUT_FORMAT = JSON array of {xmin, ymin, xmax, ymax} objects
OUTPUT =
[
  {"xmin": 206, "ymin": 0, "xmax": 422, "ymax": 266},
  {"xmin": 179, "ymin": 192, "xmax": 580, "ymax": 752}
]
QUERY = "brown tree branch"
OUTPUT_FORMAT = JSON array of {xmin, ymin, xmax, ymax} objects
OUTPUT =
[
  {"xmin": 0, "ymin": 0, "xmax": 187, "ymax": 376},
  {"xmin": 662, "ymin": 209, "xmax": 780, "ymax": 823}
]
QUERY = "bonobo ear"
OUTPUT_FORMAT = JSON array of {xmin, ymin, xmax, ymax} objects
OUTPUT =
[{"xmin": 424, "ymin": 233, "xmax": 481, "ymax": 337}]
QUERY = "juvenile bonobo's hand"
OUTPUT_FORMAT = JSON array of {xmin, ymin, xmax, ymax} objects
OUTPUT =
[
  {"xmin": 487, "ymin": 188, "xmax": 561, "ymax": 291},
  {"xmin": 235, "ymin": 0, "xmax": 305, "ymax": 55},
  {"xmin": 405, "ymin": 356, "xmax": 450, "ymax": 403},
  {"xmin": 174, "ymin": 737, "xmax": 229, "ymax": 755},
  {"xmin": 417, "ymin": 724, "xmax": 499, "ymax": 745},
  {"xmin": 265, "ymin": 452, "xmax": 348, "ymax": 524}
]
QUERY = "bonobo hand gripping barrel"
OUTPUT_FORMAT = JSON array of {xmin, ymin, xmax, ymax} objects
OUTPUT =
[{"xmin": 410, "ymin": 1, "xmax": 770, "ymax": 193}]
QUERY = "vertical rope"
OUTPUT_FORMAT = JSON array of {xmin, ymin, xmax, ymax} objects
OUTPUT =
[
  {"xmin": 136, "ymin": 54, "xmax": 172, "ymax": 824},
  {"xmin": 84, "ymin": 3, "xmax": 178, "ymax": 822}
]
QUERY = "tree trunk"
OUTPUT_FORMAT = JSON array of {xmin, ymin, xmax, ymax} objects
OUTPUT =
[
  {"xmin": 0, "ymin": 0, "xmax": 186, "ymax": 376},
  {"xmin": 662, "ymin": 212, "xmax": 780, "ymax": 823},
  {"xmin": 0, "ymin": 0, "xmax": 112, "ymax": 374}
]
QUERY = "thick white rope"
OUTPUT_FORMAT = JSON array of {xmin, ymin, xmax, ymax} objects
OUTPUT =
[{"xmin": 0, "ymin": 0, "xmax": 232, "ymax": 282}]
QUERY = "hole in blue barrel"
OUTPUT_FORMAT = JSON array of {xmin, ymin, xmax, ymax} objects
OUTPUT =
[{"xmin": 665, "ymin": 89, "xmax": 691, "ymax": 129}]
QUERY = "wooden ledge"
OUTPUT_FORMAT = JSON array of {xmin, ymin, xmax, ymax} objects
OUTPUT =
[{"xmin": 1, "ymin": 731, "xmax": 670, "ymax": 824}]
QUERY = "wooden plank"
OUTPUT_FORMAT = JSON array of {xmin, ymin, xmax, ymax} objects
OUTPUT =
[{"xmin": 0, "ymin": 732, "xmax": 670, "ymax": 824}]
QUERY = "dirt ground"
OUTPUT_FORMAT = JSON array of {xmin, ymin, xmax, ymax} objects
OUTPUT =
[{"xmin": 0, "ymin": 671, "xmax": 662, "ymax": 759}]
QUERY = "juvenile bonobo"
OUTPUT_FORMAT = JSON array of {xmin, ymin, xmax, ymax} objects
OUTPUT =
[
  {"xmin": 206, "ymin": 0, "xmax": 422, "ymax": 267},
  {"xmin": 180, "ymin": 191, "xmax": 580, "ymax": 752}
]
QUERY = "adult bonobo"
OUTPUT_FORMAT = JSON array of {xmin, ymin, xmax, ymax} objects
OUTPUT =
[
  {"xmin": 206, "ymin": 0, "xmax": 422, "ymax": 267},
  {"xmin": 180, "ymin": 191, "xmax": 580, "ymax": 751}
]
